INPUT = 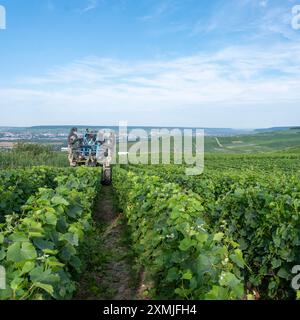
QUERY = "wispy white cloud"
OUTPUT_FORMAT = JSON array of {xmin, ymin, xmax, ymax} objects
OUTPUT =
[
  {"xmin": 190, "ymin": 0, "xmax": 298, "ymax": 40},
  {"xmin": 259, "ymin": 0, "xmax": 268, "ymax": 8},
  {"xmin": 82, "ymin": 0, "xmax": 99, "ymax": 13},
  {"xmin": 139, "ymin": 0, "xmax": 179, "ymax": 21},
  {"xmin": 190, "ymin": 0, "xmax": 255, "ymax": 36},
  {"xmin": 2, "ymin": 41, "xmax": 299, "ymax": 127}
]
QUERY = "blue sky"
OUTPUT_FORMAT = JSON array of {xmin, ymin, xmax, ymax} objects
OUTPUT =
[{"xmin": 0, "ymin": 0, "xmax": 300, "ymax": 127}]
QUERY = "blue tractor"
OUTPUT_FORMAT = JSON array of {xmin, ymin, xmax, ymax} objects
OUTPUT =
[{"xmin": 68, "ymin": 128, "xmax": 114, "ymax": 185}]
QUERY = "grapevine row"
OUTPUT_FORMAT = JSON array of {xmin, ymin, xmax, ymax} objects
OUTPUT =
[
  {"xmin": 126, "ymin": 164, "xmax": 300, "ymax": 299},
  {"xmin": 0, "ymin": 167, "xmax": 100, "ymax": 300}
]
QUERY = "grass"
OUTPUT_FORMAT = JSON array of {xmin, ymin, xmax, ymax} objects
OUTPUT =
[
  {"xmin": 0, "ymin": 143, "xmax": 69, "ymax": 169},
  {"xmin": 204, "ymin": 129, "xmax": 300, "ymax": 153}
]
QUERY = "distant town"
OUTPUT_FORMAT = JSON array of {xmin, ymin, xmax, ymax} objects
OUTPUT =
[
  {"xmin": 0, "ymin": 128, "xmax": 68, "ymax": 149},
  {"xmin": 0, "ymin": 125, "xmax": 299, "ymax": 151},
  {"xmin": 0, "ymin": 130, "xmax": 68, "ymax": 141}
]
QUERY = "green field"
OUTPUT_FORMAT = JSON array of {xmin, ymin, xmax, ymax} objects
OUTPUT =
[
  {"xmin": 0, "ymin": 143, "xmax": 69, "ymax": 169},
  {"xmin": 0, "ymin": 129, "xmax": 299, "ymax": 300},
  {"xmin": 204, "ymin": 128, "xmax": 300, "ymax": 153}
]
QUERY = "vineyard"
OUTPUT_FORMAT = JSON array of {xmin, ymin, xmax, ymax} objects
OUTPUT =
[
  {"xmin": 120, "ymin": 162, "xmax": 300, "ymax": 299},
  {"xmin": 0, "ymin": 149, "xmax": 300, "ymax": 300},
  {"xmin": 0, "ymin": 167, "xmax": 100, "ymax": 299}
]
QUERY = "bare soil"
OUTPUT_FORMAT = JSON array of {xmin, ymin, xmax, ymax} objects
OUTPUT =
[{"xmin": 74, "ymin": 186, "xmax": 138, "ymax": 300}]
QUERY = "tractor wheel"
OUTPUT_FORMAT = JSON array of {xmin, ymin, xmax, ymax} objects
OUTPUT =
[
  {"xmin": 101, "ymin": 167, "xmax": 112, "ymax": 185},
  {"xmin": 86, "ymin": 161, "xmax": 96, "ymax": 167}
]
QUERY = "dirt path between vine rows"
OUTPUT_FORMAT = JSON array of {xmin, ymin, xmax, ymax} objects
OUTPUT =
[{"xmin": 74, "ymin": 186, "xmax": 138, "ymax": 300}]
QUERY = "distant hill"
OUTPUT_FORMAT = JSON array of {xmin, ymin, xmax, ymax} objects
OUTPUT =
[
  {"xmin": 254, "ymin": 126, "xmax": 300, "ymax": 133},
  {"xmin": 1, "ymin": 125, "xmax": 298, "ymax": 137},
  {"xmin": 205, "ymin": 128, "xmax": 300, "ymax": 153},
  {"xmin": 1, "ymin": 125, "xmax": 299, "ymax": 154}
]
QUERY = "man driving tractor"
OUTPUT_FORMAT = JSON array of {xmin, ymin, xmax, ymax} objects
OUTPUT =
[{"xmin": 68, "ymin": 127, "xmax": 79, "ymax": 167}]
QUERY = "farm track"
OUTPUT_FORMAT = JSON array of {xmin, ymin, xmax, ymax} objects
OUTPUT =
[{"xmin": 74, "ymin": 186, "xmax": 138, "ymax": 300}]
